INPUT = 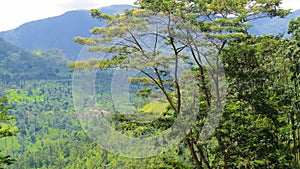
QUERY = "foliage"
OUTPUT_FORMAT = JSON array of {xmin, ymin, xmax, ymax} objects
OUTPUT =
[
  {"xmin": 279, "ymin": 16, "xmax": 300, "ymax": 165},
  {"xmin": 0, "ymin": 1, "xmax": 299, "ymax": 169},
  {"xmin": 0, "ymin": 39, "xmax": 69, "ymax": 83},
  {"xmin": 70, "ymin": 0, "xmax": 298, "ymax": 168},
  {"xmin": 0, "ymin": 96, "xmax": 18, "ymax": 168}
]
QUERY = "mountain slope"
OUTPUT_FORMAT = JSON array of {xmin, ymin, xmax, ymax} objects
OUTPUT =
[
  {"xmin": 249, "ymin": 9, "xmax": 300, "ymax": 35},
  {"xmin": 0, "ymin": 5, "xmax": 132, "ymax": 60},
  {"xmin": 0, "ymin": 38, "xmax": 69, "ymax": 83}
]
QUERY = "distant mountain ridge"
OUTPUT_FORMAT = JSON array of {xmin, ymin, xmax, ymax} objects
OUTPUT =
[
  {"xmin": 249, "ymin": 9, "xmax": 300, "ymax": 36},
  {"xmin": 0, "ymin": 5, "xmax": 133, "ymax": 60},
  {"xmin": 0, "ymin": 5, "xmax": 299, "ymax": 60}
]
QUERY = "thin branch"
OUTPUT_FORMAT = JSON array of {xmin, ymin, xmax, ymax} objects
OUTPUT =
[
  {"xmin": 140, "ymin": 69, "xmax": 178, "ymax": 114},
  {"xmin": 185, "ymin": 137, "xmax": 203, "ymax": 169},
  {"xmin": 166, "ymin": 13, "xmax": 181, "ymax": 114}
]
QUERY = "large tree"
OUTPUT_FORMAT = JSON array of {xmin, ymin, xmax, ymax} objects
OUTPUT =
[{"xmin": 71, "ymin": 0, "xmax": 296, "ymax": 168}]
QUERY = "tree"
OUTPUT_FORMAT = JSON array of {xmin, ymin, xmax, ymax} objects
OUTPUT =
[
  {"xmin": 219, "ymin": 34, "xmax": 296, "ymax": 168},
  {"xmin": 0, "ymin": 96, "xmax": 18, "ymax": 168},
  {"xmin": 279, "ymin": 16, "xmax": 300, "ymax": 166},
  {"xmin": 71, "ymin": 0, "xmax": 292, "ymax": 168}
]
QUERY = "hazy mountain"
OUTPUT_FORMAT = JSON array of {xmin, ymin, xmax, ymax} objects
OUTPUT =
[
  {"xmin": 0, "ymin": 5, "xmax": 299, "ymax": 60},
  {"xmin": 249, "ymin": 9, "xmax": 300, "ymax": 36},
  {"xmin": 0, "ymin": 5, "xmax": 133, "ymax": 60}
]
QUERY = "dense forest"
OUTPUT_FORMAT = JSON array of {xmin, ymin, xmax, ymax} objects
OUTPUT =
[{"xmin": 0, "ymin": 0, "xmax": 300, "ymax": 168}]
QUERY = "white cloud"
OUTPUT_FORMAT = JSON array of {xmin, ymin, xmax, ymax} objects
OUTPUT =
[
  {"xmin": 281, "ymin": 0, "xmax": 300, "ymax": 10},
  {"xmin": 59, "ymin": 0, "xmax": 135, "ymax": 10},
  {"xmin": 0, "ymin": 0, "xmax": 66, "ymax": 31},
  {"xmin": 59, "ymin": 0, "xmax": 101, "ymax": 10}
]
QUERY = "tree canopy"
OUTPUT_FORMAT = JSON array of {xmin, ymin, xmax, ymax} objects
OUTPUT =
[{"xmin": 69, "ymin": 0, "xmax": 300, "ymax": 168}]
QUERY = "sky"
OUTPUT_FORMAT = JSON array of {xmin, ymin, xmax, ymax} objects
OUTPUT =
[{"xmin": 0, "ymin": 0, "xmax": 299, "ymax": 32}]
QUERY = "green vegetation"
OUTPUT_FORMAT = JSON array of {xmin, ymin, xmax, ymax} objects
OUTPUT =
[
  {"xmin": 71, "ymin": 0, "xmax": 299, "ymax": 168},
  {"xmin": 0, "ymin": 1, "xmax": 299, "ymax": 169},
  {"xmin": 0, "ymin": 96, "xmax": 18, "ymax": 168}
]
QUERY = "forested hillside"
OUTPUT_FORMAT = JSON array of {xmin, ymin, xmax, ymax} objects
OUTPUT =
[
  {"xmin": 0, "ymin": 1, "xmax": 299, "ymax": 168},
  {"xmin": 0, "ymin": 38, "xmax": 69, "ymax": 83}
]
